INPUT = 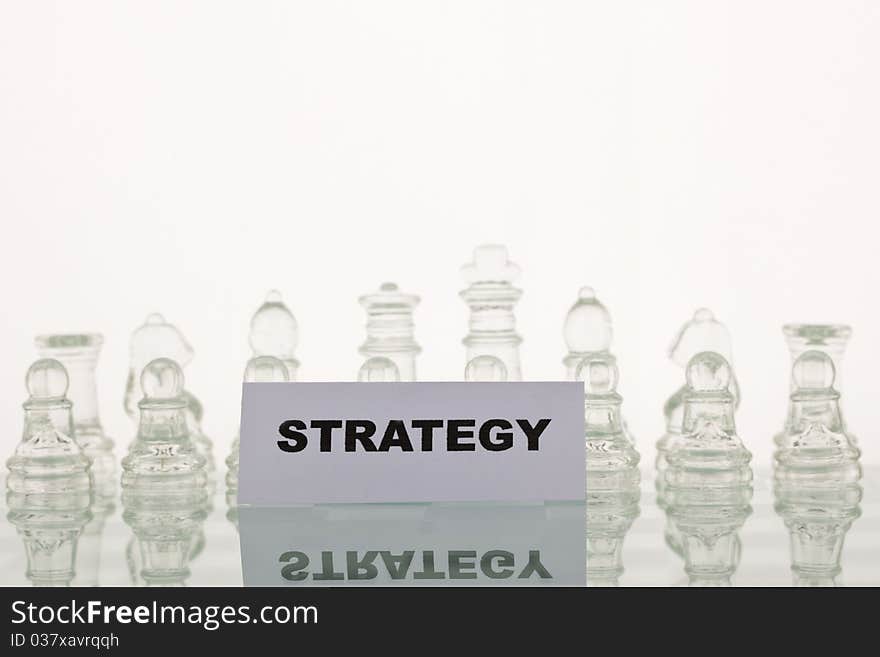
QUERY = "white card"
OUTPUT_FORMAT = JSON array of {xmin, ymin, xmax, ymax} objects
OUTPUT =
[{"xmin": 238, "ymin": 382, "xmax": 584, "ymax": 505}]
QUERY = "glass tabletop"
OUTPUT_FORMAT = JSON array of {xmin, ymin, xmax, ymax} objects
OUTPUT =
[{"xmin": 1, "ymin": 467, "xmax": 877, "ymax": 587}]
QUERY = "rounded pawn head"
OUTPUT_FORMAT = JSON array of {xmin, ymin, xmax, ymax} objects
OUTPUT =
[
  {"xmin": 243, "ymin": 355, "xmax": 289, "ymax": 383},
  {"xmin": 140, "ymin": 358, "xmax": 185, "ymax": 401},
  {"xmin": 358, "ymin": 357, "xmax": 400, "ymax": 382},
  {"xmin": 685, "ymin": 351, "xmax": 731, "ymax": 393},
  {"xmin": 792, "ymin": 350, "xmax": 835, "ymax": 391},
  {"xmin": 575, "ymin": 355, "xmax": 618, "ymax": 396},
  {"xmin": 669, "ymin": 308, "xmax": 733, "ymax": 367},
  {"xmin": 465, "ymin": 355, "xmax": 508, "ymax": 382},
  {"xmin": 249, "ymin": 289, "xmax": 299, "ymax": 358},
  {"xmin": 564, "ymin": 287, "xmax": 613, "ymax": 353},
  {"xmin": 26, "ymin": 358, "xmax": 69, "ymax": 400}
]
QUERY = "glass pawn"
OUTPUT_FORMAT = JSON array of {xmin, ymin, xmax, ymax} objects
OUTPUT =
[
  {"xmin": 775, "ymin": 324, "xmax": 854, "ymax": 449},
  {"xmin": 358, "ymin": 356, "xmax": 400, "ymax": 382},
  {"xmin": 663, "ymin": 352, "xmax": 752, "ymax": 586},
  {"xmin": 124, "ymin": 313, "xmax": 215, "ymax": 478},
  {"xmin": 121, "ymin": 358, "xmax": 209, "ymax": 586},
  {"xmin": 460, "ymin": 244, "xmax": 523, "ymax": 381},
  {"xmin": 6, "ymin": 359, "xmax": 92, "ymax": 586},
  {"xmin": 249, "ymin": 290, "xmax": 300, "ymax": 381},
  {"xmin": 578, "ymin": 355, "xmax": 640, "ymax": 488},
  {"xmin": 358, "ymin": 282, "xmax": 421, "ymax": 381},
  {"xmin": 586, "ymin": 467, "xmax": 641, "ymax": 587},
  {"xmin": 35, "ymin": 333, "xmax": 116, "ymax": 585},
  {"xmin": 775, "ymin": 350, "xmax": 860, "ymax": 476}
]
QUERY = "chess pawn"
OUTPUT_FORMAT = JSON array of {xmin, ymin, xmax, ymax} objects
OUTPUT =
[
  {"xmin": 249, "ymin": 290, "xmax": 300, "ymax": 380},
  {"xmin": 6, "ymin": 359, "xmax": 92, "ymax": 586},
  {"xmin": 775, "ymin": 324, "xmax": 853, "ymax": 448},
  {"xmin": 586, "ymin": 467, "xmax": 641, "ymax": 587},
  {"xmin": 359, "ymin": 283, "xmax": 420, "ymax": 381},
  {"xmin": 562, "ymin": 287, "xmax": 613, "ymax": 378},
  {"xmin": 358, "ymin": 356, "xmax": 400, "ymax": 382},
  {"xmin": 658, "ymin": 309, "xmax": 740, "ymax": 469},
  {"xmin": 775, "ymin": 351, "xmax": 860, "ymax": 477},
  {"xmin": 774, "ymin": 462, "xmax": 862, "ymax": 587},
  {"xmin": 226, "ymin": 356, "xmax": 289, "ymax": 494},
  {"xmin": 35, "ymin": 334, "xmax": 116, "ymax": 586},
  {"xmin": 123, "ymin": 313, "xmax": 215, "ymax": 477},
  {"xmin": 460, "ymin": 244, "xmax": 523, "ymax": 381},
  {"xmin": 121, "ymin": 358, "xmax": 208, "ymax": 586},
  {"xmin": 578, "ymin": 356, "xmax": 640, "ymax": 487},
  {"xmin": 465, "ymin": 355, "xmax": 508, "ymax": 382}
]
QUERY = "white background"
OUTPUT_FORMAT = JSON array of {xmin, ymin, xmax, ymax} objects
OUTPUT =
[{"xmin": 1, "ymin": 1, "xmax": 878, "ymax": 469}]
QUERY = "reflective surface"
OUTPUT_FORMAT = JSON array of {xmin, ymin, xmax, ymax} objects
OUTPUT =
[{"xmin": 2, "ymin": 467, "xmax": 878, "ymax": 586}]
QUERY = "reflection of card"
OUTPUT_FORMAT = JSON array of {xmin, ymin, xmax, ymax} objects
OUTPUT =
[
  {"xmin": 239, "ymin": 503, "xmax": 586, "ymax": 587},
  {"xmin": 238, "ymin": 381, "xmax": 585, "ymax": 505}
]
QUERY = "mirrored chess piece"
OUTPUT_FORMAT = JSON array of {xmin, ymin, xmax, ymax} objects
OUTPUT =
[
  {"xmin": 35, "ymin": 333, "xmax": 116, "ymax": 586},
  {"xmin": 586, "ymin": 476, "xmax": 640, "ymax": 587},
  {"xmin": 6, "ymin": 359, "xmax": 92, "ymax": 586},
  {"xmin": 124, "ymin": 313, "xmax": 215, "ymax": 478},
  {"xmin": 656, "ymin": 310, "xmax": 739, "ymax": 556},
  {"xmin": 359, "ymin": 282, "xmax": 420, "ymax": 381},
  {"xmin": 358, "ymin": 356, "xmax": 400, "ymax": 382},
  {"xmin": 460, "ymin": 245, "xmax": 523, "ymax": 380},
  {"xmin": 775, "ymin": 324, "xmax": 856, "ymax": 450},
  {"xmin": 249, "ymin": 290, "xmax": 301, "ymax": 381},
  {"xmin": 226, "ymin": 355, "xmax": 289, "ymax": 530},
  {"xmin": 663, "ymin": 352, "xmax": 753, "ymax": 586},
  {"xmin": 121, "ymin": 359, "xmax": 209, "ymax": 586}
]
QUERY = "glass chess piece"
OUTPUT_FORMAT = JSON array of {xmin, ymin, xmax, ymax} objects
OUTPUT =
[
  {"xmin": 226, "ymin": 356, "xmax": 290, "ymax": 508},
  {"xmin": 249, "ymin": 290, "xmax": 301, "ymax": 381},
  {"xmin": 578, "ymin": 355, "xmax": 640, "ymax": 487},
  {"xmin": 121, "ymin": 358, "xmax": 209, "ymax": 586},
  {"xmin": 123, "ymin": 313, "xmax": 215, "ymax": 478},
  {"xmin": 585, "ymin": 457, "xmax": 640, "ymax": 586},
  {"xmin": 35, "ymin": 333, "xmax": 116, "ymax": 586},
  {"xmin": 663, "ymin": 352, "xmax": 752, "ymax": 586},
  {"xmin": 6, "ymin": 359, "xmax": 92, "ymax": 586},
  {"xmin": 460, "ymin": 244, "xmax": 523, "ymax": 381},
  {"xmin": 465, "ymin": 355, "xmax": 508, "ymax": 382},
  {"xmin": 655, "ymin": 309, "xmax": 739, "ymax": 557},
  {"xmin": 358, "ymin": 282, "xmax": 421, "ymax": 381},
  {"xmin": 774, "ymin": 350, "xmax": 860, "ymax": 476},
  {"xmin": 774, "ymin": 324, "xmax": 854, "ymax": 449},
  {"xmin": 358, "ymin": 356, "xmax": 400, "ymax": 382},
  {"xmin": 774, "ymin": 460, "xmax": 862, "ymax": 587}
]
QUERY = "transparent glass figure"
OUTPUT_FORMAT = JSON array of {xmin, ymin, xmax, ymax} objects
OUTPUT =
[
  {"xmin": 35, "ymin": 333, "xmax": 116, "ymax": 586},
  {"xmin": 359, "ymin": 282, "xmax": 420, "ymax": 381},
  {"xmin": 123, "ymin": 313, "xmax": 214, "ymax": 477},
  {"xmin": 249, "ymin": 290, "xmax": 300, "ymax": 381},
  {"xmin": 460, "ymin": 244, "xmax": 523, "ymax": 381},
  {"xmin": 226, "ymin": 356, "xmax": 289, "ymax": 495},
  {"xmin": 578, "ymin": 355, "xmax": 640, "ymax": 489},
  {"xmin": 358, "ymin": 356, "xmax": 400, "ymax": 382},
  {"xmin": 658, "ymin": 309, "xmax": 740, "ymax": 467},
  {"xmin": 775, "ymin": 351, "xmax": 860, "ymax": 476},
  {"xmin": 773, "ymin": 460, "xmax": 862, "ymax": 587},
  {"xmin": 464, "ymin": 355, "xmax": 508, "ymax": 382},
  {"xmin": 563, "ymin": 287, "xmax": 634, "ymax": 443},
  {"xmin": 662, "ymin": 352, "xmax": 752, "ymax": 585},
  {"xmin": 774, "ymin": 324, "xmax": 854, "ymax": 449},
  {"xmin": 6, "ymin": 359, "xmax": 92, "ymax": 586},
  {"xmin": 121, "ymin": 358, "xmax": 208, "ymax": 586},
  {"xmin": 586, "ymin": 465, "xmax": 640, "ymax": 587}
]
